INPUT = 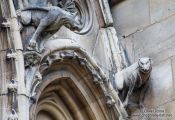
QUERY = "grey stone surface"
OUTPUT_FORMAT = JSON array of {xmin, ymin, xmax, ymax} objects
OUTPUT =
[
  {"xmin": 121, "ymin": 14, "xmax": 175, "ymax": 63},
  {"xmin": 159, "ymin": 100, "xmax": 175, "ymax": 119},
  {"xmin": 144, "ymin": 59, "xmax": 173, "ymax": 107},
  {"xmin": 111, "ymin": 0, "xmax": 150, "ymax": 37},
  {"xmin": 92, "ymin": 29, "xmax": 113, "ymax": 77},
  {"xmin": 0, "ymin": 96, "xmax": 8, "ymax": 120},
  {"xmin": 111, "ymin": 0, "xmax": 175, "ymax": 117},
  {"xmin": 0, "ymin": 51, "xmax": 15, "ymax": 94},
  {"xmin": 54, "ymin": 19, "xmax": 100, "ymax": 55},
  {"xmin": 150, "ymin": 0, "xmax": 175, "ymax": 24},
  {"xmin": 120, "ymin": 37, "xmax": 135, "ymax": 64},
  {"xmin": 0, "ymin": 32, "xmax": 10, "ymax": 51},
  {"xmin": 171, "ymin": 56, "xmax": 175, "ymax": 97}
]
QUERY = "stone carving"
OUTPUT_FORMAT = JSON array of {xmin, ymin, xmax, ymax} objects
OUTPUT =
[
  {"xmin": 0, "ymin": 16, "xmax": 10, "ymax": 28},
  {"xmin": 114, "ymin": 57, "xmax": 152, "ymax": 108},
  {"xmin": 60, "ymin": 51, "xmax": 78, "ymax": 59},
  {"xmin": 35, "ymin": 71, "xmax": 42, "ymax": 81},
  {"xmin": 6, "ymin": 49, "xmax": 17, "ymax": 60},
  {"xmin": 0, "ymin": 17, "xmax": 6, "ymax": 26},
  {"xmin": 24, "ymin": 51, "xmax": 42, "ymax": 67},
  {"xmin": 8, "ymin": 79, "xmax": 18, "ymax": 93},
  {"xmin": 8, "ymin": 109, "xmax": 18, "ymax": 120},
  {"xmin": 41, "ymin": 51, "xmax": 78, "ymax": 68},
  {"xmin": 105, "ymin": 93, "xmax": 116, "ymax": 107},
  {"xmin": 30, "ymin": 71, "xmax": 42, "ymax": 104},
  {"xmin": 93, "ymin": 73, "xmax": 103, "ymax": 84},
  {"xmin": 19, "ymin": 0, "xmax": 82, "ymax": 50},
  {"xmin": 8, "ymin": 80, "xmax": 18, "ymax": 120}
]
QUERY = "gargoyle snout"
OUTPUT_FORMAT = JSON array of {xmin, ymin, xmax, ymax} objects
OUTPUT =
[
  {"xmin": 140, "ymin": 65, "xmax": 150, "ymax": 73},
  {"xmin": 73, "ymin": 16, "xmax": 83, "ymax": 30},
  {"xmin": 73, "ymin": 24, "xmax": 83, "ymax": 30},
  {"xmin": 144, "ymin": 65, "xmax": 149, "ymax": 70},
  {"xmin": 138, "ymin": 57, "xmax": 152, "ymax": 73}
]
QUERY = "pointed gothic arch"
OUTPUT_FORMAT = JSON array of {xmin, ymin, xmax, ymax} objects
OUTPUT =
[{"xmin": 28, "ymin": 39, "xmax": 126, "ymax": 120}]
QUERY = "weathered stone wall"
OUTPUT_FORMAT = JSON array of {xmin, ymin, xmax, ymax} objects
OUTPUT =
[
  {"xmin": 0, "ymin": 0, "xmax": 127, "ymax": 119},
  {"xmin": 111, "ymin": 0, "xmax": 175, "ymax": 118},
  {"xmin": 0, "ymin": 31, "xmax": 12, "ymax": 120},
  {"xmin": 0, "ymin": 1, "xmax": 15, "ymax": 119}
]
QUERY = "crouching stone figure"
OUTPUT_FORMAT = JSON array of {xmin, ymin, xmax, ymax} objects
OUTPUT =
[{"xmin": 114, "ymin": 57, "xmax": 152, "ymax": 109}]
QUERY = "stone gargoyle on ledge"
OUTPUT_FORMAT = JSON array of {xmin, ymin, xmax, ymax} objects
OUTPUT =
[
  {"xmin": 18, "ymin": 0, "xmax": 83, "ymax": 51},
  {"xmin": 114, "ymin": 57, "xmax": 152, "ymax": 111}
]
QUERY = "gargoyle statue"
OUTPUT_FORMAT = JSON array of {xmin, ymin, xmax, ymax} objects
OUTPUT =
[
  {"xmin": 114, "ymin": 57, "xmax": 152, "ymax": 109},
  {"xmin": 19, "ymin": 0, "xmax": 83, "ymax": 50}
]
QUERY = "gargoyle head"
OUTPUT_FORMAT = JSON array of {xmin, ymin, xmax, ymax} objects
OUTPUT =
[
  {"xmin": 64, "ymin": 12, "xmax": 83, "ymax": 31},
  {"xmin": 138, "ymin": 57, "xmax": 152, "ymax": 73}
]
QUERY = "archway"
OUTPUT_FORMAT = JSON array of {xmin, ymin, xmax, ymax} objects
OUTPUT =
[
  {"xmin": 30, "ymin": 51, "xmax": 114, "ymax": 120},
  {"xmin": 28, "ymin": 39, "xmax": 126, "ymax": 120}
]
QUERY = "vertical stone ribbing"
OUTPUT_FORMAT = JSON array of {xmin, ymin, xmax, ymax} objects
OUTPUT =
[{"xmin": 0, "ymin": 1, "xmax": 15, "ymax": 120}]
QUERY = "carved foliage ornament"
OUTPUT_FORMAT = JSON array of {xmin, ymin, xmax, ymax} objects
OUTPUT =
[
  {"xmin": 24, "ymin": 51, "xmax": 42, "ymax": 67},
  {"xmin": 30, "ymin": 50, "xmax": 110, "ymax": 103}
]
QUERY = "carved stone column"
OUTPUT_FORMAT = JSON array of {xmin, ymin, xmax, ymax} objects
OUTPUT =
[
  {"xmin": 0, "ymin": 0, "xmax": 29, "ymax": 120},
  {"xmin": 0, "ymin": 1, "xmax": 14, "ymax": 120},
  {"xmin": 8, "ymin": 0, "xmax": 29, "ymax": 119}
]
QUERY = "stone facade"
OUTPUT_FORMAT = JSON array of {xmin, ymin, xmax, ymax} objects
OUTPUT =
[
  {"xmin": 1, "ymin": 0, "xmax": 174, "ymax": 120},
  {"xmin": 111, "ymin": 0, "xmax": 175, "ymax": 119},
  {"xmin": 0, "ymin": 0, "xmax": 126, "ymax": 120}
]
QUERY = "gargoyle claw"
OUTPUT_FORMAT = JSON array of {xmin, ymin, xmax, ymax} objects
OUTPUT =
[
  {"xmin": 29, "ymin": 39, "xmax": 37, "ymax": 48},
  {"xmin": 27, "ymin": 39, "xmax": 37, "ymax": 51}
]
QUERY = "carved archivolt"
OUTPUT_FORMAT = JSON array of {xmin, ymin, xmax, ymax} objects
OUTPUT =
[
  {"xmin": 31, "ymin": 68, "xmax": 108, "ymax": 120},
  {"xmin": 26, "ymin": 39, "xmax": 126, "ymax": 120}
]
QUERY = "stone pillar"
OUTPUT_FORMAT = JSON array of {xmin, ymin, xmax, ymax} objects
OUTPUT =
[
  {"xmin": 8, "ymin": 0, "xmax": 29, "ymax": 119},
  {"xmin": 0, "ymin": 0, "xmax": 29, "ymax": 120},
  {"xmin": 0, "ymin": 1, "xmax": 14, "ymax": 119}
]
